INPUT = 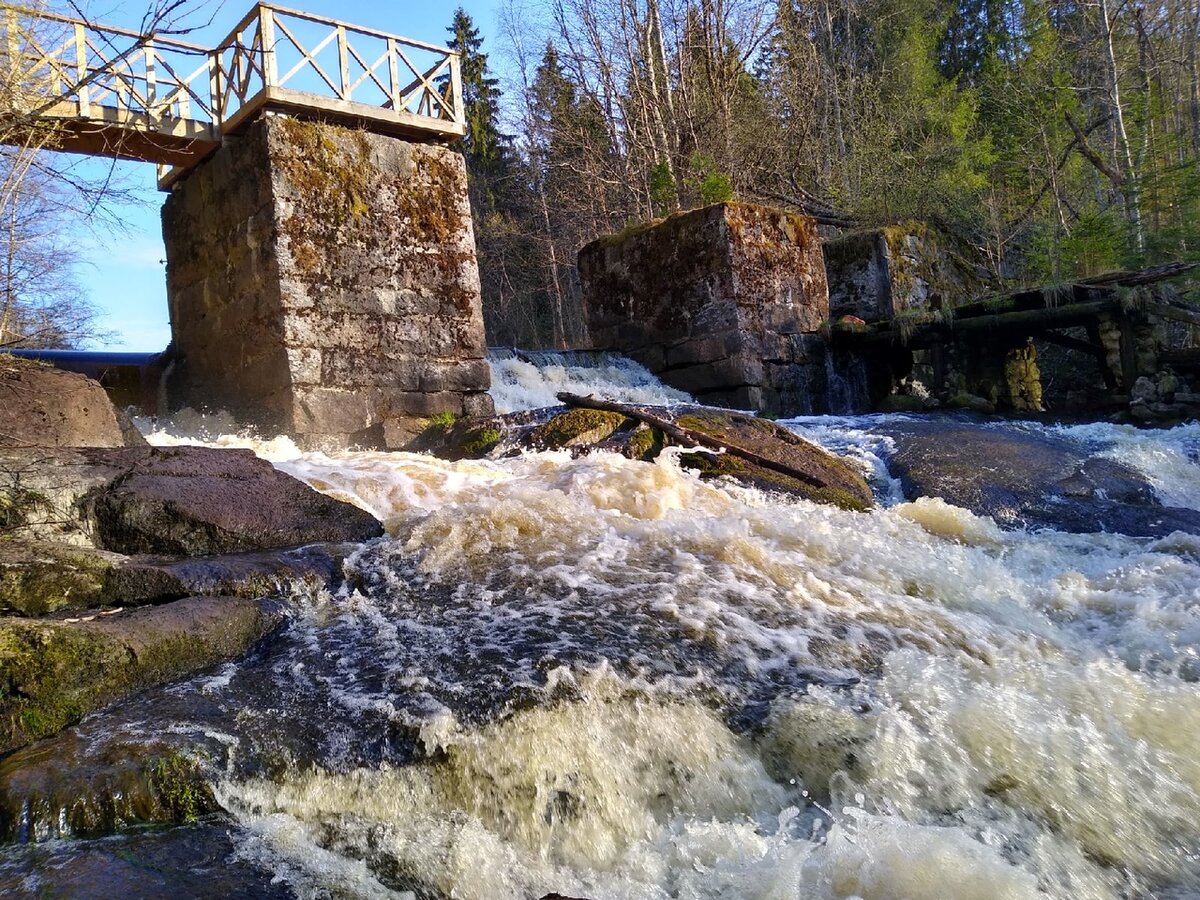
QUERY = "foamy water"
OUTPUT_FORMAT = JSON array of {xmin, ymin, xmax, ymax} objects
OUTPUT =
[
  {"xmin": 488, "ymin": 349, "xmax": 693, "ymax": 413},
  {"xmin": 120, "ymin": 364, "xmax": 1200, "ymax": 899}
]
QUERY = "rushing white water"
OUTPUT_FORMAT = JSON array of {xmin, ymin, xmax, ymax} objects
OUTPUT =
[
  {"xmin": 124, "ymin": 360, "xmax": 1200, "ymax": 900},
  {"xmin": 488, "ymin": 349, "xmax": 693, "ymax": 413}
]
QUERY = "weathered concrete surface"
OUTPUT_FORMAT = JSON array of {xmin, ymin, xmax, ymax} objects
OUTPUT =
[
  {"xmin": 0, "ymin": 446, "xmax": 383, "ymax": 553},
  {"xmin": 579, "ymin": 203, "xmax": 828, "ymax": 412},
  {"xmin": 0, "ymin": 595, "xmax": 284, "ymax": 755},
  {"xmin": 824, "ymin": 222, "xmax": 983, "ymax": 322},
  {"xmin": 163, "ymin": 115, "xmax": 493, "ymax": 449},
  {"xmin": 0, "ymin": 357, "xmax": 146, "ymax": 449}
]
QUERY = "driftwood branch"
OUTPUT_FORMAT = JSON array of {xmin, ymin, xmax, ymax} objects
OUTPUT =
[{"xmin": 555, "ymin": 391, "xmax": 828, "ymax": 488}]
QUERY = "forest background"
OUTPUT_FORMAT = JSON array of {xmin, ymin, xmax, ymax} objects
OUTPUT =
[{"xmin": 2, "ymin": 0, "xmax": 1198, "ymax": 350}]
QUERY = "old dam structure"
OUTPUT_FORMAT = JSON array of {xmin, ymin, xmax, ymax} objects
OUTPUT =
[
  {"xmin": 2, "ymin": 2, "xmax": 491, "ymax": 448},
  {"xmin": 4, "ymin": 3, "xmax": 1198, "ymax": 438}
]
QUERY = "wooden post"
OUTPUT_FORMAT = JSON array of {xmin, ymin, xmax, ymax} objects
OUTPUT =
[
  {"xmin": 74, "ymin": 22, "xmax": 89, "ymax": 117},
  {"xmin": 449, "ymin": 51, "xmax": 463, "ymax": 126},
  {"xmin": 144, "ymin": 40, "xmax": 156, "ymax": 115},
  {"xmin": 258, "ymin": 6, "xmax": 277, "ymax": 87},
  {"xmin": 208, "ymin": 50, "xmax": 222, "ymax": 125},
  {"xmin": 1086, "ymin": 323, "xmax": 1119, "ymax": 390},
  {"xmin": 337, "ymin": 25, "xmax": 348, "ymax": 100},
  {"xmin": 386, "ymin": 37, "xmax": 399, "ymax": 110}
]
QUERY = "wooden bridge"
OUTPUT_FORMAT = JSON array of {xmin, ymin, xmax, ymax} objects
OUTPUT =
[{"xmin": 1, "ymin": 3, "xmax": 465, "ymax": 187}]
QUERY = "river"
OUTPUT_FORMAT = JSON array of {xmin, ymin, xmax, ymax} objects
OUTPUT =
[{"xmin": 3, "ymin": 352, "xmax": 1200, "ymax": 899}]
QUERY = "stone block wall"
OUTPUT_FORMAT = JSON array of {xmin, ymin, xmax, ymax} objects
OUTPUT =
[
  {"xmin": 578, "ymin": 202, "xmax": 828, "ymax": 411},
  {"xmin": 824, "ymin": 222, "xmax": 983, "ymax": 322},
  {"xmin": 162, "ymin": 115, "xmax": 492, "ymax": 449}
]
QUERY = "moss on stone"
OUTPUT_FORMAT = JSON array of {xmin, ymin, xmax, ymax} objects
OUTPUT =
[
  {"xmin": 530, "ymin": 408, "xmax": 634, "ymax": 450},
  {"xmin": 625, "ymin": 425, "xmax": 664, "ymax": 461},
  {"xmin": 147, "ymin": 752, "xmax": 216, "ymax": 824},
  {"xmin": 0, "ymin": 543, "xmax": 114, "ymax": 616},
  {"xmin": 459, "ymin": 426, "xmax": 501, "ymax": 457}
]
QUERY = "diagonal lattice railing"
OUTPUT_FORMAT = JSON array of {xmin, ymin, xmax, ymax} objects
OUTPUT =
[{"xmin": 0, "ymin": 3, "xmax": 465, "ymax": 183}]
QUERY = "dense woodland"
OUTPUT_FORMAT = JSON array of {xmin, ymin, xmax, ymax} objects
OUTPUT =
[
  {"xmin": 1, "ymin": 0, "xmax": 1198, "ymax": 350},
  {"xmin": 448, "ymin": 0, "xmax": 1200, "ymax": 348}
]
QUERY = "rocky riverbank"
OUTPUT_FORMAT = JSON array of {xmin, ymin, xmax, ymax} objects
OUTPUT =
[{"xmin": 1, "ymin": 358, "xmax": 383, "ymax": 757}]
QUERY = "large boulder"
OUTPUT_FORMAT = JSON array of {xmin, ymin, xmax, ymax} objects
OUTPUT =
[
  {"xmin": 0, "ymin": 445, "xmax": 384, "ymax": 554},
  {"xmin": 0, "ymin": 595, "xmax": 284, "ymax": 754},
  {"xmin": 0, "ymin": 356, "xmax": 145, "ymax": 449},
  {"xmin": 530, "ymin": 400, "xmax": 875, "ymax": 511},
  {"xmin": 886, "ymin": 418, "xmax": 1200, "ymax": 536}
]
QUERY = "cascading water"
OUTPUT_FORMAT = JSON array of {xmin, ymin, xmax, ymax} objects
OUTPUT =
[
  {"xmin": 6, "ymin": 354, "xmax": 1200, "ymax": 899},
  {"xmin": 487, "ymin": 349, "xmax": 693, "ymax": 413}
]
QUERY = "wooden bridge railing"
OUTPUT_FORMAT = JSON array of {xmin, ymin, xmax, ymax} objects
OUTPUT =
[{"xmin": 0, "ymin": 3, "xmax": 465, "ymax": 185}]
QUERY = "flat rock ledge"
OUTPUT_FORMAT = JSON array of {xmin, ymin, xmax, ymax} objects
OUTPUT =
[
  {"xmin": 0, "ymin": 596, "xmax": 284, "ymax": 755},
  {"xmin": 1, "ymin": 444, "xmax": 383, "ymax": 554}
]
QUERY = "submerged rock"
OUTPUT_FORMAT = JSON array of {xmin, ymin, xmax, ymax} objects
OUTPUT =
[
  {"xmin": 0, "ymin": 356, "xmax": 145, "ymax": 450},
  {"xmin": 887, "ymin": 418, "xmax": 1200, "ymax": 536},
  {"xmin": 1, "ymin": 445, "xmax": 383, "ymax": 554},
  {"xmin": 0, "ymin": 595, "xmax": 284, "ymax": 755}
]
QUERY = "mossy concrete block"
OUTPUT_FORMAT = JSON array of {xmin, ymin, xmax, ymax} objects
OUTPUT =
[
  {"xmin": 824, "ymin": 221, "xmax": 985, "ymax": 323},
  {"xmin": 162, "ymin": 116, "xmax": 492, "ymax": 449},
  {"xmin": 0, "ymin": 595, "xmax": 284, "ymax": 755},
  {"xmin": 579, "ymin": 202, "xmax": 828, "ymax": 410}
]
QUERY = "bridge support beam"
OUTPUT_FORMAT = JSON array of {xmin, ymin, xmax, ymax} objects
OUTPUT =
[{"xmin": 162, "ymin": 115, "xmax": 492, "ymax": 449}]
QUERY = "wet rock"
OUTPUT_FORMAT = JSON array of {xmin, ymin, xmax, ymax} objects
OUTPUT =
[
  {"xmin": 1, "ymin": 445, "xmax": 383, "ymax": 554},
  {"xmin": 0, "ymin": 595, "xmax": 285, "ymax": 755},
  {"xmin": 529, "ymin": 408, "xmax": 635, "ymax": 450},
  {"xmin": 879, "ymin": 393, "xmax": 928, "ymax": 413},
  {"xmin": 1131, "ymin": 376, "xmax": 1158, "ymax": 404},
  {"xmin": 945, "ymin": 392, "xmax": 996, "ymax": 414},
  {"xmin": 0, "ymin": 736, "xmax": 217, "ymax": 841},
  {"xmin": 110, "ymin": 543, "xmax": 352, "ymax": 604},
  {"xmin": 0, "ymin": 541, "xmax": 351, "ymax": 617},
  {"xmin": 545, "ymin": 397, "xmax": 875, "ymax": 510},
  {"xmin": 0, "ymin": 357, "xmax": 146, "ymax": 450},
  {"xmin": 886, "ymin": 418, "xmax": 1200, "ymax": 536},
  {"xmin": 0, "ymin": 823, "xmax": 295, "ymax": 898}
]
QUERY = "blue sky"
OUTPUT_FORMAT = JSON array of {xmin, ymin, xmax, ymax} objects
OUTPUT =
[{"xmin": 62, "ymin": 1, "xmax": 504, "ymax": 350}]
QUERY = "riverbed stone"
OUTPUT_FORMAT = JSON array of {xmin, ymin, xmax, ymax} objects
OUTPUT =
[
  {"xmin": 0, "ymin": 357, "xmax": 146, "ymax": 450},
  {"xmin": 0, "ymin": 595, "xmax": 285, "ymax": 755},
  {"xmin": 886, "ymin": 418, "xmax": 1200, "ymax": 535}
]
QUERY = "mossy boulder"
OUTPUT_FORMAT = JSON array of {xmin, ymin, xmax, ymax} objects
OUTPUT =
[
  {"xmin": 0, "ymin": 595, "xmax": 284, "ymax": 755},
  {"xmin": 671, "ymin": 409, "xmax": 874, "ymax": 510},
  {"xmin": 529, "ymin": 408, "xmax": 635, "ymax": 450},
  {"xmin": 1, "ymin": 446, "xmax": 383, "ymax": 554}
]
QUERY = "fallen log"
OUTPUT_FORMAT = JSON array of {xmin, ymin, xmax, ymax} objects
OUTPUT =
[{"xmin": 555, "ymin": 391, "xmax": 828, "ymax": 489}]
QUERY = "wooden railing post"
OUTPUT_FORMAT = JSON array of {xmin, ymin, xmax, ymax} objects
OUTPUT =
[
  {"xmin": 386, "ymin": 37, "xmax": 399, "ymax": 111},
  {"xmin": 74, "ymin": 22, "xmax": 89, "ymax": 117},
  {"xmin": 337, "ymin": 25, "xmax": 348, "ymax": 100},
  {"xmin": 209, "ymin": 50, "xmax": 222, "ymax": 124},
  {"xmin": 258, "ymin": 5, "xmax": 277, "ymax": 87},
  {"xmin": 449, "ymin": 51, "xmax": 464, "ymax": 128},
  {"xmin": 144, "ymin": 39, "xmax": 156, "ymax": 115}
]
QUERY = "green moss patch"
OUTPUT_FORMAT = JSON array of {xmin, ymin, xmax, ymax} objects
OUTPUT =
[{"xmin": 530, "ymin": 409, "xmax": 635, "ymax": 450}]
